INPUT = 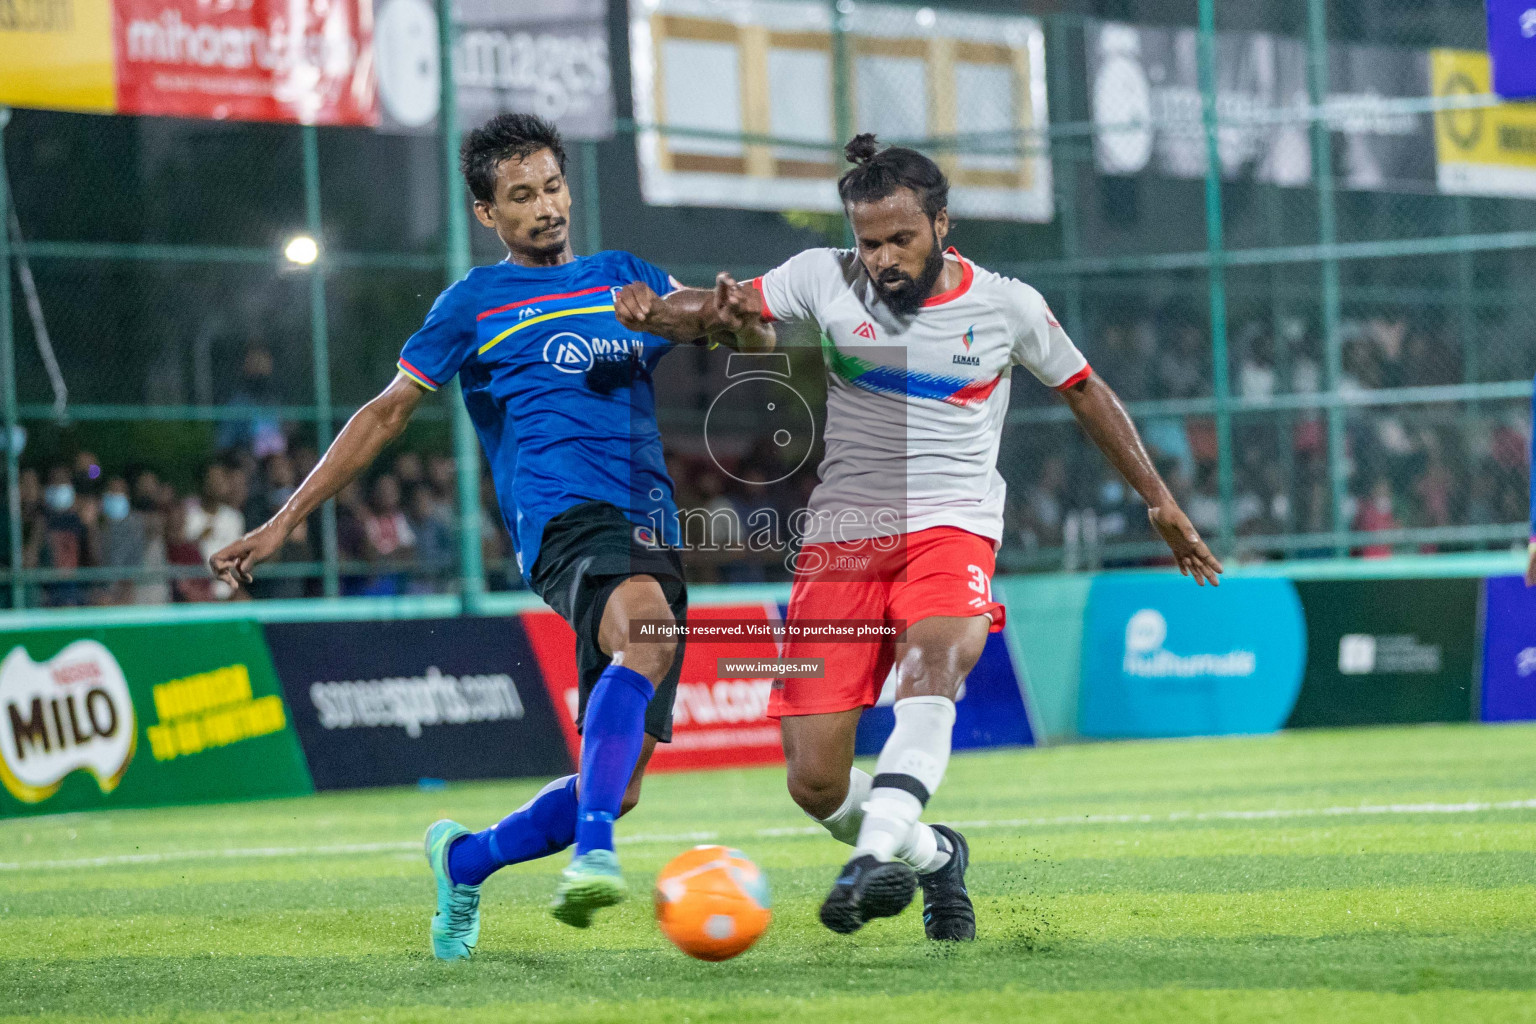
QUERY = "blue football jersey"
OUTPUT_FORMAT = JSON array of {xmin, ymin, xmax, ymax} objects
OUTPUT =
[{"xmin": 397, "ymin": 250, "xmax": 682, "ymax": 579}]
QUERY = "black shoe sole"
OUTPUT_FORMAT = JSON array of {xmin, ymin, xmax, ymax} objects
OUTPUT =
[{"xmin": 820, "ymin": 861, "xmax": 918, "ymax": 935}]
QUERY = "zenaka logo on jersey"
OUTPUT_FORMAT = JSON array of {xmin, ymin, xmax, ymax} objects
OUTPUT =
[{"xmin": 0, "ymin": 641, "xmax": 136, "ymax": 804}]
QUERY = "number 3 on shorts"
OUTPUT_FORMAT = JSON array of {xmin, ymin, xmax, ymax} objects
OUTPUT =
[{"xmin": 966, "ymin": 564, "xmax": 991, "ymax": 599}]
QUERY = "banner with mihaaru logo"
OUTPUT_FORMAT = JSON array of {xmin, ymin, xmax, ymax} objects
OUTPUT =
[
  {"xmin": 1, "ymin": 0, "xmax": 377, "ymax": 124},
  {"xmin": 0, "ymin": 621, "xmax": 312, "ymax": 817}
]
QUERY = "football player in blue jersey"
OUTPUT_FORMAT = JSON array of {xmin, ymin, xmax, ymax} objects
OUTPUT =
[{"xmin": 209, "ymin": 113, "xmax": 770, "ymax": 959}]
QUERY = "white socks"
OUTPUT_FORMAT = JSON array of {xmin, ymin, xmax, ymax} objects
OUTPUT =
[
  {"xmin": 853, "ymin": 695, "xmax": 956, "ymax": 873},
  {"xmin": 813, "ymin": 767, "xmax": 872, "ymax": 846}
]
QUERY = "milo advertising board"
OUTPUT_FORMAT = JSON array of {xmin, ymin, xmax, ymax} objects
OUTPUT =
[{"xmin": 0, "ymin": 621, "xmax": 312, "ymax": 817}]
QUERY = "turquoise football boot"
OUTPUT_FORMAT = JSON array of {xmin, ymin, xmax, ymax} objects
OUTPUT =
[
  {"xmin": 550, "ymin": 849, "xmax": 627, "ymax": 928},
  {"xmin": 424, "ymin": 819, "xmax": 481, "ymax": 960}
]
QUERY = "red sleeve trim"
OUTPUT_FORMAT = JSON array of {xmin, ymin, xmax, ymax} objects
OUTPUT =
[
  {"xmin": 750, "ymin": 276, "xmax": 777, "ymax": 322},
  {"xmin": 1054, "ymin": 363, "xmax": 1093, "ymax": 391},
  {"xmin": 397, "ymin": 358, "xmax": 440, "ymax": 390}
]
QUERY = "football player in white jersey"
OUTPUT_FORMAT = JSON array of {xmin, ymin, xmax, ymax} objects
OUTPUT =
[{"xmin": 615, "ymin": 134, "xmax": 1222, "ymax": 941}]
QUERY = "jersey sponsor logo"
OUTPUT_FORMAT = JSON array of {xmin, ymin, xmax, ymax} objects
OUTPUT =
[
  {"xmin": 852, "ymin": 321, "xmax": 877, "ymax": 340},
  {"xmin": 633, "ymin": 525, "xmax": 658, "ymax": 548},
  {"xmin": 544, "ymin": 331, "xmax": 594, "ymax": 373},
  {"xmin": 0, "ymin": 641, "xmax": 136, "ymax": 804},
  {"xmin": 952, "ymin": 354, "xmax": 981, "ymax": 366},
  {"xmin": 961, "ymin": 325, "xmax": 976, "ymax": 350},
  {"xmin": 543, "ymin": 332, "xmax": 645, "ymax": 374},
  {"xmin": 517, "ymin": 307, "xmax": 543, "ymax": 320}
]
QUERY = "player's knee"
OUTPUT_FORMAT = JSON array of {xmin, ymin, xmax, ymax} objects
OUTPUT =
[
  {"xmin": 786, "ymin": 766, "xmax": 846, "ymax": 820},
  {"xmin": 619, "ymin": 628, "xmax": 677, "ymax": 683},
  {"xmin": 898, "ymin": 630, "xmax": 987, "ymax": 698},
  {"xmin": 604, "ymin": 584, "xmax": 679, "ymax": 683}
]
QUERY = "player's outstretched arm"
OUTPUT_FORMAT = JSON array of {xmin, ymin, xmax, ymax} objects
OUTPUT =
[
  {"xmin": 615, "ymin": 272, "xmax": 775, "ymax": 353},
  {"xmin": 209, "ymin": 374, "xmax": 426, "ymax": 589},
  {"xmin": 1060, "ymin": 373, "xmax": 1224, "ymax": 586}
]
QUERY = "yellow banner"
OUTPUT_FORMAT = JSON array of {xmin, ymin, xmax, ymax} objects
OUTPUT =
[
  {"xmin": 1431, "ymin": 48, "xmax": 1536, "ymax": 197},
  {"xmin": 0, "ymin": 0, "xmax": 116, "ymax": 113}
]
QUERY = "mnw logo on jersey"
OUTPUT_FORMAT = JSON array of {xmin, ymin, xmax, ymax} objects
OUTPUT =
[
  {"xmin": 553, "ymin": 338, "xmax": 589, "ymax": 368},
  {"xmin": 852, "ymin": 321, "xmax": 877, "ymax": 340},
  {"xmin": 517, "ymin": 307, "xmax": 543, "ymax": 320}
]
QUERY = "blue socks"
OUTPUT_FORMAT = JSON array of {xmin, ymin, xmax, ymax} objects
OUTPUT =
[
  {"xmin": 575, "ymin": 664, "xmax": 654, "ymax": 855},
  {"xmin": 448, "ymin": 774, "xmax": 578, "ymax": 886},
  {"xmin": 444, "ymin": 663, "xmax": 654, "ymax": 884}
]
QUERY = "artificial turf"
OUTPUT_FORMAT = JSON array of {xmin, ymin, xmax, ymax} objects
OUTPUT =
[{"xmin": 3, "ymin": 722, "xmax": 1535, "ymax": 1023}]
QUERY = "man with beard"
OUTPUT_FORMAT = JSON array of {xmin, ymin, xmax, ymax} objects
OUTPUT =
[
  {"xmin": 210, "ymin": 113, "xmax": 768, "ymax": 958},
  {"xmin": 615, "ymin": 133, "xmax": 1222, "ymax": 941}
]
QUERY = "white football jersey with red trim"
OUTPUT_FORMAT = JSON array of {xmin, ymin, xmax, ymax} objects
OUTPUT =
[{"xmin": 754, "ymin": 247, "xmax": 1089, "ymax": 546}]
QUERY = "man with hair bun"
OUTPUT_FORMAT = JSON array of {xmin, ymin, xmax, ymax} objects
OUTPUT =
[{"xmin": 619, "ymin": 133, "xmax": 1222, "ymax": 942}]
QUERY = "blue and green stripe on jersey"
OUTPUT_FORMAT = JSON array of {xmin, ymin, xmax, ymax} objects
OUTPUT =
[{"xmin": 824, "ymin": 338, "xmax": 1002, "ymax": 406}]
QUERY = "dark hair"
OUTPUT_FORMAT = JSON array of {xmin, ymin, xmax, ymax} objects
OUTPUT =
[
  {"xmin": 837, "ymin": 133, "xmax": 949, "ymax": 219},
  {"xmin": 460, "ymin": 113, "xmax": 568, "ymax": 203}
]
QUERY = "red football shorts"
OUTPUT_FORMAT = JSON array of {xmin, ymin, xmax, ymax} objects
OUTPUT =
[{"xmin": 767, "ymin": 526, "xmax": 1005, "ymax": 719}]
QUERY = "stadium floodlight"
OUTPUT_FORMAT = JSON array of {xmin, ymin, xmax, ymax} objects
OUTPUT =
[{"xmin": 284, "ymin": 234, "xmax": 319, "ymax": 266}]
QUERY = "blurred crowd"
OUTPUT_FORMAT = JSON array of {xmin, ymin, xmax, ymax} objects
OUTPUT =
[
  {"xmin": 13, "ymin": 312, "xmax": 1531, "ymax": 604},
  {"xmin": 1008, "ymin": 307, "xmax": 1532, "ymax": 566},
  {"xmin": 14, "ymin": 444, "xmax": 524, "ymax": 607}
]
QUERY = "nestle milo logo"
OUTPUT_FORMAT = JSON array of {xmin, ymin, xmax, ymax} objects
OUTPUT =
[{"xmin": 0, "ymin": 641, "xmax": 136, "ymax": 804}]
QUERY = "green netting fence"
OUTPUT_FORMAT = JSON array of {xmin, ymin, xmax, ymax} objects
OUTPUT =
[{"xmin": 0, "ymin": 0, "xmax": 1530, "ymax": 609}]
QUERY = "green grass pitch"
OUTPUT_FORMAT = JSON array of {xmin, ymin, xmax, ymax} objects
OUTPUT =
[{"xmin": 4, "ymin": 723, "xmax": 1536, "ymax": 1023}]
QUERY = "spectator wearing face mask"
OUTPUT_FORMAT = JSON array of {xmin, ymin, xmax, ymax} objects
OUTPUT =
[
  {"xmin": 36, "ymin": 465, "xmax": 93, "ymax": 606},
  {"xmin": 102, "ymin": 472, "xmax": 172, "ymax": 606}
]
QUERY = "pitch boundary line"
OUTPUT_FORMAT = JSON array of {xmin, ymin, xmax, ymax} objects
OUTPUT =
[{"xmin": 3, "ymin": 797, "xmax": 1535, "ymax": 873}]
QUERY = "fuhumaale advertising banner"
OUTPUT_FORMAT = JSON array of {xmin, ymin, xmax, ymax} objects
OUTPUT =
[
  {"xmin": 1078, "ymin": 576, "xmax": 1307, "ymax": 739},
  {"xmin": 0, "ymin": 620, "xmax": 312, "ymax": 818}
]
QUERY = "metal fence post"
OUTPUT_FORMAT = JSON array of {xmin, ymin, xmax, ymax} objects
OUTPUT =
[
  {"xmin": 1307, "ymin": 0, "xmax": 1348, "ymax": 556},
  {"xmin": 581, "ymin": 140, "xmax": 603, "ymax": 255},
  {"xmin": 830, "ymin": 0, "xmax": 854, "ymax": 248},
  {"xmin": 0, "ymin": 108, "xmax": 20, "ymax": 609},
  {"xmin": 1046, "ymin": 16, "xmax": 1085, "ymax": 340},
  {"xmin": 439, "ymin": 0, "xmax": 484, "ymax": 611},
  {"xmin": 301, "ymin": 125, "xmax": 340, "ymax": 598},
  {"xmin": 1196, "ymin": 0, "xmax": 1235, "ymax": 556}
]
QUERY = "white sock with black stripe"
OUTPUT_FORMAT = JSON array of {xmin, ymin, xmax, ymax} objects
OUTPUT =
[
  {"xmin": 854, "ymin": 695, "xmax": 956, "ymax": 870},
  {"xmin": 814, "ymin": 767, "xmax": 872, "ymax": 846}
]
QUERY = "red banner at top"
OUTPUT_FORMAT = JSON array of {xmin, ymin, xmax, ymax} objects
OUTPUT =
[{"xmin": 112, "ymin": 0, "xmax": 377, "ymax": 125}]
